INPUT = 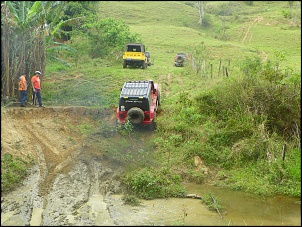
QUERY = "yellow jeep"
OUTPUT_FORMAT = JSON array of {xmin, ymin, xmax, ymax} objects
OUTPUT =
[{"xmin": 122, "ymin": 43, "xmax": 148, "ymax": 69}]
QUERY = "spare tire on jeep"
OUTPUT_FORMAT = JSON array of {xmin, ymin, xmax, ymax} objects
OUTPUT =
[
  {"xmin": 127, "ymin": 107, "xmax": 144, "ymax": 125},
  {"xmin": 176, "ymin": 55, "xmax": 185, "ymax": 63}
]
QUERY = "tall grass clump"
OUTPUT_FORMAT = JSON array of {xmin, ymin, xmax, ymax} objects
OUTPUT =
[
  {"xmin": 123, "ymin": 167, "xmax": 186, "ymax": 199},
  {"xmin": 1, "ymin": 154, "xmax": 34, "ymax": 193},
  {"xmin": 187, "ymin": 56, "xmax": 300, "ymax": 196},
  {"xmin": 154, "ymin": 52, "xmax": 300, "ymax": 196}
]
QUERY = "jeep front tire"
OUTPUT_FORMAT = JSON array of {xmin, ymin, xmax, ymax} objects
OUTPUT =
[
  {"xmin": 123, "ymin": 60, "xmax": 127, "ymax": 68},
  {"xmin": 149, "ymin": 120, "xmax": 157, "ymax": 130}
]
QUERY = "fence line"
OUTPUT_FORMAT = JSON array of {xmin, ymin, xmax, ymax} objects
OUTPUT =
[{"xmin": 190, "ymin": 57, "xmax": 231, "ymax": 79}]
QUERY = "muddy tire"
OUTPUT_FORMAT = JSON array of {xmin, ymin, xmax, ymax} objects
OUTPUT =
[
  {"xmin": 149, "ymin": 121, "xmax": 157, "ymax": 130},
  {"xmin": 127, "ymin": 107, "xmax": 144, "ymax": 125},
  {"xmin": 123, "ymin": 60, "xmax": 127, "ymax": 68},
  {"xmin": 141, "ymin": 61, "xmax": 146, "ymax": 69}
]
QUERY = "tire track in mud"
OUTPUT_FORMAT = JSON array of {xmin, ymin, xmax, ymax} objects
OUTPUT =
[
  {"xmin": 261, "ymin": 50, "xmax": 268, "ymax": 63},
  {"xmin": 25, "ymin": 121, "xmax": 82, "ymax": 198},
  {"xmin": 40, "ymin": 139, "xmax": 124, "ymax": 226},
  {"xmin": 158, "ymin": 73, "xmax": 171, "ymax": 97},
  {"xmin": 237, "ymin": 17, "xmax": 269, "ymax": 63},
  {"xmin": 241, "ymin": 17, "xmax": 263, "ymax": 44},
  {"xmin": 1, "ymin": 107, "xmax": 121, "ymax": 226},
  {"xmin": 4, "ymin": 106, "xmax": 209, "ymax": 226},
  {"xmin": 158, "ymin": 72, "xmax": 184, "ymax": 100}
]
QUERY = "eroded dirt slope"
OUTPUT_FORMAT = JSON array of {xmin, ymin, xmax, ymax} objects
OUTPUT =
[
  {"xmin": 2, "ymin": 107, "xmax": 114, "ymax": 195},
  {"xmin": 1, "ymin": 106, "xmax": 222, "ymax": 226},
  {"xmin": 1, "ymin": 106, "xmax": 127, "ymax": 225}
]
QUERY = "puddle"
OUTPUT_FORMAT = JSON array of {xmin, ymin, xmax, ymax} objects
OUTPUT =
[{"xmin": 182, "ymin": 182, "xmax": 301, "ymax": 226}]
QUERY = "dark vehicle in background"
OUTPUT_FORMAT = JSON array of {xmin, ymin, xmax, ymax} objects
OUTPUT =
[
  {"xmin": 174, "ymin": 52, "xmax": 189, "ymax": 67},
  {"xmin": 116, "ymin": 80, "xmax": 160, "ymax": 130}
]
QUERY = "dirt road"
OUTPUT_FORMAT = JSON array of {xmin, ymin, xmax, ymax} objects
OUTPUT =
[
  {"xmin": 1, "ymin": 106, "xmax": 125, "ymax": 225},
  {"xmin": 1, "ymin": 106, "xmax": 220, "ymax": 226}
]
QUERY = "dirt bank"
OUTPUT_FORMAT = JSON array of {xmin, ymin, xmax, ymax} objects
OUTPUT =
[
  {"xmin": 1, "ymin": 106, "xmax": 123, "ymax": 225},
  {"xmin": 1, "ymin": 106, "xmax": 220, "ymax": 226}
]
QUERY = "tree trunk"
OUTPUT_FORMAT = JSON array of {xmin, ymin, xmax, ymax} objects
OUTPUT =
[
  {"xmin": 197, "ymin": 1, "xmax": 205, "ymax": 26},
  {"xmin": 2, "ymin": 2, "xmax": 10, "ymax": 98}
]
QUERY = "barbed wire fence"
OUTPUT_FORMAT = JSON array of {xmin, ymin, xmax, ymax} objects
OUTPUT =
[{"xmin": 189, "ymin": 55, "xmax": 232, "ymax": 79}]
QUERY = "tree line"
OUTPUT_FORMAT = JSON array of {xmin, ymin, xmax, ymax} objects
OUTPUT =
[
  {"xmin": 2, "ymin": 1, "xmax": 299, "ymax": 102},
  {"xmin": 1, "ymin": 1, "xmax": 97, "ymax": 101}
]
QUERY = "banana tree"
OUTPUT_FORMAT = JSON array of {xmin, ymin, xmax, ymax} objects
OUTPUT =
[{"xmin": 1, "ymin": 1, "xmax": 69, "ymax": 100}]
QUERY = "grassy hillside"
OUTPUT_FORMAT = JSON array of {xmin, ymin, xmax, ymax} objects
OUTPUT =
[
  {"xmin": 43, "ymin": 1, "xmax": 301, "ymax": 198},
  {"xmin": 97, "ymin": 1, "xmax": 300, "ymax": 71},
  {"xmin": 45, "ymin": 1, "xmax": 301, "ymax": 108}
]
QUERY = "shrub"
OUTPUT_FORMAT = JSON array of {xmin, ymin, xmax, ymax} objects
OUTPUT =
[
  {"xmin": 201, "ymin": 192, "xmax": 224, "ymax": 213},
  {"xmin": 123, "ymin": 167, "xmax": 186, "ymax": 199},
  {"xmin": 1, "ymin": 154, "xmax": 33, "ymax": 193},
  {"xmin": 83, "ymin": 18, "xmax": 141, "ymax": 59},
  {"xmin": 122, "ymin": 194, "xmax": 141, "ymax": 206}
]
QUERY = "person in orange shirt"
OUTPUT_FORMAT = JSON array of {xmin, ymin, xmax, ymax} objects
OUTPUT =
[
  {"xmin": 31, "ymin": 71, "xmax": 44, "ymax": 107},
  {"xmin": 18, "ymin": 73, "xmax": 27, "ymax": 107}
]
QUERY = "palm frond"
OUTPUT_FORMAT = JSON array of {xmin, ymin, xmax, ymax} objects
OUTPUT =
[
  {"xmin": 47, "ymin": 44, "xmax": 77, "ymax": 53},
  {"xmin": 27, "ymin": 1, "xmax": 41, "ymax": 23},
  {"xmin": 48, "ymin": 56, "xmax": 72, "ymax": 68}
]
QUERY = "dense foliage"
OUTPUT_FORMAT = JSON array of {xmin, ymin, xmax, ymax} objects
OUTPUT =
[
  {"xmin": 1, "ymin": 154, "xmax": 34, "ymax": 193},
  {"xmin": 1, "ymin": 1, "xmax": 70, "ymax": 99},
  {"xmin": 123, "ymin": 167, "xmax": 186, "ymax": 199},
  {"xmin": 2, "ymin": 1, "xmax": 300, "ymax": 198}
]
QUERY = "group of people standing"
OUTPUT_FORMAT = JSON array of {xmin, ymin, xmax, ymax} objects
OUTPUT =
[{"xmin": 18, "ymin": 71, "xmax": 43, "ymax": 107}]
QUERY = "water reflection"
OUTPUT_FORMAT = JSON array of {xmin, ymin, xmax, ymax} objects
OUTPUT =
[{"xmin": 182, "ymin": 182, "xmax": 301, "ymax": 226}]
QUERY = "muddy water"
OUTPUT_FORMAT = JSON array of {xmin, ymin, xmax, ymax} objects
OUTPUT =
[
  {"xmin": 1, "ymin": 167, "xmax": 301, "ymax": 226},
  {"xmin": 181, "ymin": 182, "xmax": 301, "ymax": 226}
]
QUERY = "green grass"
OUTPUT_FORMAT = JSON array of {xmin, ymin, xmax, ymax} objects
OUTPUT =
[
  {"xmin": 96, "ymin": 1, "xmax": 301, "ymax": 71},
  {"xmin": 18, "ymin": 1, "xmax": 302, "ymax": 197},
  {"xmin": 1, "ymin": 154, "xmax": 34, "ymax": 193}
]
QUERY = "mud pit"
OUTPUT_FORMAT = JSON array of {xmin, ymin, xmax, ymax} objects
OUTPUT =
[
  {"xmin": 1, "ymin": 106, "xmax": 220, "ymax": 226},
  {"xmin": 1, "ymin": 106, "xmax": 124, "ymax": 225}
]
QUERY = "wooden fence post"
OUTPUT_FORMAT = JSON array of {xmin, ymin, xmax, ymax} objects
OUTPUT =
[{"xmin": 218, "ymin": 60, "xmax": 221, "ymax": 77}]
